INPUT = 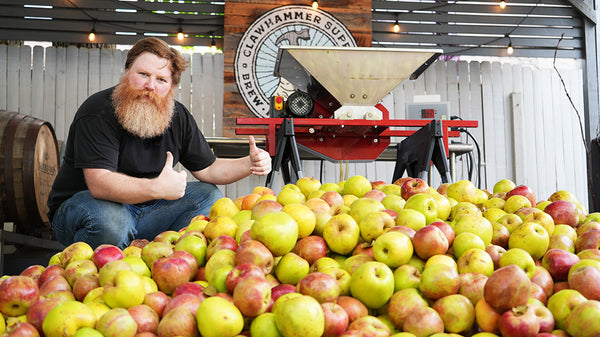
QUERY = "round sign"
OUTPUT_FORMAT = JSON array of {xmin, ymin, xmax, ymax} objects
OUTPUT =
[{"xmin": 234, "ymin": 5, "xmax": 357, "ymax": 118}]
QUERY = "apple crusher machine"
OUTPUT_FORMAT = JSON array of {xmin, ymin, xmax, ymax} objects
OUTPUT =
[{"xmin": 236, "ymin": 46, "xmax": 478, "ymax": 187}]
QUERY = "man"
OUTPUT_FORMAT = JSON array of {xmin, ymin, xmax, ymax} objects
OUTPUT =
[{"xmin": 47, "ymin": 37, "xmax": 271, "ymax": 249}]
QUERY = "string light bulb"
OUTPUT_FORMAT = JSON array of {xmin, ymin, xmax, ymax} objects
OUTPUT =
[
  {"xmin": 393, "ymin": 18, "xmax": 400, "ymax": 33},
  {"xmin": 312, "ymin": 0, "xmax": 318, "ymax": 9},
  {"xmin": 177, "ymin": 19, "xmax": 185, "ymax": 41},
  {"xmin": 500, "ymin": 1, "xmax": 506, "ymax": 9},
  {"xmin": 210, "ymin": 36, "xmax": 217, "ymax": 53},
  {"xmin": 506, "ymin": 34, "xmax": 513, "ymax": 55},
  {"xmin": 88, "ymin": 20, "xmax": 96, "ymax": 42}
]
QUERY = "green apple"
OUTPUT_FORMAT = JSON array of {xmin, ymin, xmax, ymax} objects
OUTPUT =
[
  {"xmin": 447, "ymin": 179, "xmax": 478, "ymax": 204},
  {"xmin": 499, "ymin": 248, "xmax": 536, "ymax": 278},
  {"xmin": 349, "ymin": 198, "xmax": 385, "ymax": 224},
  {"xmin": 565, "ymin": 298, "xmax": 600, "ymax": 337},
  {"xmin": 432, "ymin": 294, "xmax": 475, "ymax": 333},
  {"xmin": 508, "ymin": 222, "xmax": 549, "ymax": 260},
  {"xmin": 296, "ymin": 177, "xmax": 322, "ymax": 198},
  {"xmin": 424, "ymin": 254, "xmax": 457, "ymax": 271},
  {"xmin": 204, "ymin": 249, "xmax": 236, "ymax": 284},
  {"xmin": 95, "ymin": 307, "xmax": 137, "ymax": 337},
  {"xmin": 102, "ymin": 269, "xmax": 146, "ymax": 309},
  {"xmin": 282, "ymin": 203, "xmax": 316, "ymax": 239},
  {"xmin": 274, "ymin": 295, "xmax": 325, "ymax": 337},
  {"xmin": 452, "ymin": 214, "xmax": 493, "ymax": 246},
  {"xmin": 322, "ymin": 214, "xmax": 360, "ymax": 255},
  {"xmin": 553, "ymin": 224, "xmax": 578, "ymax": 241},
  {"xmin": 59, "ymin": 242, "xmax": 95, "ymax": 267},
  {"xmin": 342, "ymin": 175, "xmax": 372, "ymax": 198},
  {"xmin": 251, "ymin": 211, "xmax": 299, "ymax": 256},
  {"xmin": 310, "ymin": 257, "xmax": 341, "ymax": 273},
  {"xmin": 275, "ymin": 252, "xmax": 310, "ymax": 285},
  {"xmin": 98, "ymin": 259, "xmax": 132, "ymax": 287},
  {"xmin": 484, "ymin": 197, "xmax": 506, "ymax": 210},
  {"xmin": 320, "ymin": 182, "xmax": 342, "ymax": 193},
  {"xmin": 547, "ymin": 289, "xmax": 587, "ymax": 330},
  {"xmin": 203, "ymin": 216, "xmax": 238, "ymax": 241},
  {"xmin": 197, "ymin": 296, "xmax": 244, "ymax": 337},
  {"xmin": 72, "ymin": 327, "xmax": 104, "ymax": 337},
  {"xmin": 396, "ymin": 209, "xmax": 426, "ymax": 231},
  {"xmin": 208, "ymin": 264, "xmax": 234, "ymax": 293},
  {"xmin": 42, "ymin": 300, "xmax": 96, "ymax": 337},
  {"xmin": 431, "ymin": 192, "xmax": 452, "ymax": 221},
  {"xmin": 493, "ymin": 179, "xmax": 516, "ymax": 194},
  {"xmin": 235, "ymin": 219, "xmax": 254, "ymax": 243},
  {"xmin": 121, "ymin": 256, "xmax": 151, "ymax": 278},
  {"xmin": 452, "ymin": 232, "xmax": 486, "ymax": 259},
  {"xmin": 209, "ymin": 197, "xmax": 239, "ymax": 219},
  {"xmin": 496, "ymin": 213, "xmax": 523, "ymax": 234},
  {"xmin": 419, "ymin": 263, "xmax": 460, "ymax": 301},
  {"xmin": 233, "ymin": 209, "xmax": 253, "ymax": 224},
  {"xmin": 393, "ymin": 264, "xmax": 421, "ymax": 291},
  {"xmin": 349, "ymin": 261, "xmax": 394, "ymax": 309},
  {"xmin": 523, "ymin": 211, "xmax": 555, "ymax": 236},
  {"xmin": 504, "ymin": 195, "xmax": 532, "ymax": 213},
  {"xmin": 251, "ymin": 312, "xmax": 283, "ymax": 337},
  {"xmin": 277, "ymin": 186, "xmax": 306, "ymax": 206},
  {"xmin": 321, "ymin": 267, "xmax": 352, "ymax": 296},
  {"xmin": 404, "ymin": 193, "xmax": 438, "ymax": 224},
  {"xmin": 381, "ymin": 184, "xmax": 403, "ymax": 197},
  {"xmin": 140, "ymin": 241, "xmax": 173, "ymax": 270},
  {"xmin": 482, "ymin": 207, "xmax": 507, "ymax": 223},
  {"xmin": 372, "ymin": 231, "xmax": 413, "ymax": 268},
  {"xmin": 457, "ymin": 248, "xmax": 494, "ymax": 276},
  {"xmin": 174, "ymin": 232, "xmax": 208, "ymax": 267},
  {"xmin": 359, "ymin": 211, "xmax": 396, "ymax": 242}
]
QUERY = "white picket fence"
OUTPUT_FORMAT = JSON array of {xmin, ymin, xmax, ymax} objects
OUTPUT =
[{"xmin": 0, "ymin": 44, "xmax": 589, "ymax": 207}]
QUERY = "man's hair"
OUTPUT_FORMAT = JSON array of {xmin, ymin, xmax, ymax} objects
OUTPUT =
[{"xmin": 124, "ymin": 37, "xmax": 188, "ymax": 85}]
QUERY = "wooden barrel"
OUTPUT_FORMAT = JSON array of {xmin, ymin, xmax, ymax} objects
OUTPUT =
[{"xmin": 0, "ymin": 110, "xmax": 60, "ymax": 236}]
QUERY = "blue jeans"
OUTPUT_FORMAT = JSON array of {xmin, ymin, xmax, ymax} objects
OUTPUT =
[{"xmin": 51, "ymin": 181, "xmax": 223, "ymax": 249}]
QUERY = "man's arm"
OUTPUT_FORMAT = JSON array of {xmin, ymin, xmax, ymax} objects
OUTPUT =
[
  {"xmin": 191, "ymin": 136, "xmax": 271, "ymax": 185},
  {"xmin": 83, "ymin": 151, "xmax": 188, "ymax": 204}
]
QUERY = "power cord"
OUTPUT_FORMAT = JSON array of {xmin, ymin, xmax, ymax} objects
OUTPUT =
[{"xmin": 450, "ymin": 116, "xmax": 483, "ymax": 189}]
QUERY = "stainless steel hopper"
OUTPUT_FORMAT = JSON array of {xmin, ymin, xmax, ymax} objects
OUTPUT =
[{"xmin": 273, "ymin": 46, "xmax": 442, "ymax": 120}]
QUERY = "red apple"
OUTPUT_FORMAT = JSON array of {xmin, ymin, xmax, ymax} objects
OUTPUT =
[
  {"xmin": 143, "ymin": 291, "xmax": 170, "ymax": 318},
  {"xmin": 251, "ymin": 199, "xmax": 284, "ymax": 219},
  {"xmin": 381, "ymin": 209, "xmax": 398, "ymax": 220},
  {"xmin": 544, "ymin": 200, "xmax": 579, "ymax": 227},
  {"xmin": 2, "ymin": 322, "xmax": 40, "ymax": 337},
  {"xmin": 92, "ymin": 244, "xmax": 125, "ymax": 269},
  {"xmin": 346, "ymin": 315, "xmax": 391, "ymax": 337},
  {"xmin": 575, "ymin": 230, "xmax": 600, "ymax": 253},
  {"xmin": 336, "ymin": 296, "xmax": 368, "ymax": 323},
  {"xmin": 297, "ymin": 272, "xmax": 341, "ymax": 303},
  {"xmin": 401, "ymin": 178, "xmax": 429, "ymax": 200},
  {"xmin": 19, "ymin": 265, "xmax": 45, "ymax": 281},
  {"xmin": 225, "ymin": 263, "xmax": 265, "ymax": 294},
  {"xmin": 206, "ymin": 235, "xmax": 239, "ymax": 260},
  {"xmin": 151, "ymin": 257, "xmax": 193, "ymax": 295},
  {"xmin": 363, "ymin": 189, "xmax": 386, "ymax": 202},
  {"xmin": 486, "ymin": 244, "xmax": 507, "ymax": 270},
  {"xmin": 393, "ymin": 177, "xmax": 412, "ymax": 186},
  {"xmin": 403, "ymin": 306, "xmax": 444, "ymax": 337},
  {"xmin": 530, "ymin": 282, "xmax": 548, "ymax": 305},
  {"xmin": 530, "ymin": 300, "xmax": 555, "ymax": 333},
  {"xmin": 37, "ymin": 265, "xmax": 65, "ymax": 288},
  {"xmin": 506, "ymin": 185, "xmax": 537, "ymax": 208},
  {"xmin": 352, "ymin": 242, "xmax": 374, "ymax": 258},
  {"xmin": 153, "ymin": 230, "xmax": 181, "ymax": 246},
  {"xmin": 270, "ymin": 284, "xmax": 297, "ymax": 303},
  {"xmin": 458, "ymin": 272, "xmax": 488, "ymax": 306},
  {"xmin": 568, "ymin": 263, "xmax": 600, "ymax": 300},
  {"xmin": 292, "ymin": 236, "xmax": 328, "ymax": 266},
  {"xmin": 321, "ymin": 302, "xmax": 349, "ymax": 337},
  {"xmin": 484, "ymin": 265, "xmax": 531, "ymax": 313},
  {"xmin": 232, "ymin": 275, "xmax": 271, "ymax": 317},
  {"xmin": 156, "ymin": 306, "xmax": 198, "ymax": 337},
  {"xmin": 72, "ymin": 274, "xmax": 100, "ymax": 301},
  {"xmin": 25, "ymin": 297, "xmax": 63, "ymax": 333},
  {"xmin": 169, "ymin": 250, "xmax": 198, "ymax": 281},
  {"xmin": 0, "ymin": 276, "xmax": 40, "ymax": 317},
  {"xmin": 235, "ymin": 239, "xmax": 274, "ymax": 274},
  {"xmin": 498, "ymin": 305, "xmax": 540, "ymax": 337},
  {"xmin": 412, "ymin": 225, "xmax": 449, "ymax": 260},
  {"xmin": 171, "ymin": 281, "xmax": 207, "ymax": 298},
  {"xmin": 429, "ymin": 221, "xmax": 455, "ymax": 246},
  {"xmin": 386, "ymin": 225, "xmax": 416, "ymax": 239},
  {"xmin": 542, "ymin": 249, "xmax": 580, "ymax": 281},
  {"xmin": 162, "ymin": 293, "xmax": 203, "ymax": 317},
  {"xmin": 39, "ymin": 274, "xmax": 71, "ymax": 297},
  {"xmin": 531, "ymin": 266, "xmax": 555, "ymax": 299},
  {"xmin": 128, "ymin": 304, "xmax": 160, "ymax": 334},
  {"xmin": 321, "ymin": 191, "xmax": 345, "ymax": 207}
]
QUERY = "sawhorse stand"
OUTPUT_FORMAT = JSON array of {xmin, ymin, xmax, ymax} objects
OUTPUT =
[
  {"xmin": 265, "ymin": 118, "xmax": 303, "ymax": 188},
  {"xmin": 393, "ymin": 119, "xmax": 452, "ymax": 183}
]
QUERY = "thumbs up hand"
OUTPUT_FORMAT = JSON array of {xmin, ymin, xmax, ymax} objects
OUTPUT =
[
  {"xmin": 248, "ymin": 136, "xmax": 271, "ymax": 176},
  {"xmin": 156, "ymin": 151, "xmax": 187, "ymax": 199}
]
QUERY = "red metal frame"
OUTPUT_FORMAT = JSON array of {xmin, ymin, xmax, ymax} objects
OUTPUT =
[{"xmin": 236, "ymin": 117, "xmax": 478, "ymax": 161}]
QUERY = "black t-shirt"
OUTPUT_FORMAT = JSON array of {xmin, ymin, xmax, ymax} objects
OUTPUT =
[{"xmin": 47, "ymin": 87, "xmax": 216, "ymax": 221}]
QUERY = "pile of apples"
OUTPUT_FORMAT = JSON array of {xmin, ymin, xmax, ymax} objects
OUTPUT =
[{"xmin": 0, "ymin": 175, "xmax": 599, "ymax": 337}]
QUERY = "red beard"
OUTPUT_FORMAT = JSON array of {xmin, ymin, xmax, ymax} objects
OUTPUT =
[{"xmin": 111, "ymin": 77, "xmax": 175, "ymax": 138}]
